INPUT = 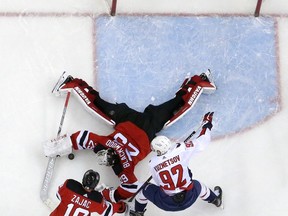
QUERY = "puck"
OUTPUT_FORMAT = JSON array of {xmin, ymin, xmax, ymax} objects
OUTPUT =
[{"xmin": 68, "ymin": 153, "xmax": 75, "ymax": 160}]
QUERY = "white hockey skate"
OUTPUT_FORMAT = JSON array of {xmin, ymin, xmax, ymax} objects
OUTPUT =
[{"xmin": 52, "ymin": 71, "xmax": 74, "ymax": 96}]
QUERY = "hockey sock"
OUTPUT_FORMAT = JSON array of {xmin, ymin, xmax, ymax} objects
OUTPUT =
[
  {"xmin": 199, "ymin": 183, "xmax": 217, "ymax": 202},
  {"xmin": 135, "ymin": 200, "xmax": 147, "ymax": 212}
]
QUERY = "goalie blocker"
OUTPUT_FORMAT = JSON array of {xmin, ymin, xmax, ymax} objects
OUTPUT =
[{"xmin": 43, "ymin": 134, "xmax": 72, "ymax": 158}]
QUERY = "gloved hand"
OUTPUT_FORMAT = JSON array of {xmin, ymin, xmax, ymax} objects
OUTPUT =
[
  {"xmin": 101, "ymin": 186, "xmax": 117, "ymax": 203},
  {"xmin": 202, "ymin": 112, "xmax": 214, "ymax": 130},
  {"xmin": 43, "ymin": 134, "xmax": 72, "ymax": 157},
  {"xmin": 94, "ymin": 183, "xmax": 107, "ymax": 192},
  {"xmin": 117, "ymin": 201, "xmax": 128, "ymax": 214}
]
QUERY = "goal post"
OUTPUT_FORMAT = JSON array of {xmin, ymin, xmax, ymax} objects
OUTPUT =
[
  {"xmin": 103, "ymin": 0, "xmax": 263, "ymax": 17},
  {"xmin": 254, "ymin": 0, "xmax": 263, "ymax": 17},
  {"xmin": 104, "ymin": 0, "xmax": 117, "ymax": 16}
]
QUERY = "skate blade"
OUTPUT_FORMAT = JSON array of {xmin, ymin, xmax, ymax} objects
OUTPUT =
[{"xmin": 51, "ymin": 71, "xmax": 67, "ymax": 94}]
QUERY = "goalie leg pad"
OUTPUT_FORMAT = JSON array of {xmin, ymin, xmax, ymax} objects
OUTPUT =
[
  {"xmin": 43, "ymin": 134, "xmax": 72, "ymax": 157},
  {"xmin": 71, "ymin": 84, "xmax": 116, "ymax": 126},
  {"xmin": 164, "ymin": 71, "xmax": 216, "ymax": 128},
  {"xmin": 199, "ymin": 69, "xmax": 217, "ymax": 94},
  {"xmin": 164, "ymin": 84, "xmax": 203, "ymax": 128},
  {"xmin": 54, "ymin": 75, "xmax": 115, "ymax": 126},
  {"xmin": 176, "ymin": 70, "xmax": 216, "ymax": 97},
  {"xmin": 199, "ymin": 80, "xmax": 216, "ymax": 94}
]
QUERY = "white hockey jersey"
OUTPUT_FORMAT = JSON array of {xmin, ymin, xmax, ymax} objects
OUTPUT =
[{"xmin": 148, "ymin": 129, "xmax": 211, "ymax": 196}]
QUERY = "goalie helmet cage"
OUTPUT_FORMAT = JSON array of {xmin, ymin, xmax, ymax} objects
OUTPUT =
[{"xmin": 104, "ymin": 0, "xmax": 117, "ymax": 16}]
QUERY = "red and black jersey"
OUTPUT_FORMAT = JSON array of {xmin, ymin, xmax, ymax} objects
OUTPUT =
[
  {"xmin": 50, "ymin": 179, "xmax": 122, "ymax": 216},
  {"xmin": 70, "ymin": 121, "xmax": 151, "ymax": 199}
]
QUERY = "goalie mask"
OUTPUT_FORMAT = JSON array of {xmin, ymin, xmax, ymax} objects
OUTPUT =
[
  {"xmin": 82, "ymin": 169, "xmax": 100, "ymax": 190},
  {"xmin": 151, "ymin": 135, "xmax": 172, "ymax": 156},
  {"xmin": 95, "ymin": 148, "xmax": 120, "ymax": 166}
]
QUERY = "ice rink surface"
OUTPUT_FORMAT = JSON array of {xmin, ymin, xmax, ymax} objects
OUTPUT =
[
  {"xmin": 0, "ymin": 0, "xmax": 287, "ymax": 215},
  {"xmin": 96, "ymin": 15, "xmax": 279, "ymax": 139}
]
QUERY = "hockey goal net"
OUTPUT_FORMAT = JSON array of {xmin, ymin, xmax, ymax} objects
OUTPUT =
[
  {"xmin": 103, "ymin": 0, "xmax": 263, "ymax": 17},
  {"xmin": 104, "ymin": 0, "xmax": 117, "ymax": 16}
]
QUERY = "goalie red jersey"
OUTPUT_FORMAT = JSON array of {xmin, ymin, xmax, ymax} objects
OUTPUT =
[
  {"xmin": 50, "ymin": 179, "xmax": 124, "ymax": 216},
  {"xmin": 70, "ymin": 121, "xmax": 151, "ymax": 199},
  {"xmin": 47, "ymin": 71, "xmax": 216, "ymax": 202}
]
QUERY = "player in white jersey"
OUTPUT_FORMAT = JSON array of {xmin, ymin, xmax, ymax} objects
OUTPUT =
[{"xmin": 130, "ymin": 112, "xmax": 223, "ymax": 215}]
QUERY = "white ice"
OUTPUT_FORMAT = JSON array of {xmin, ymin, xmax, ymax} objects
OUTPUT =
[{"xmin": 0, "ymin": 1, "xmax": 287, "ymax": 216}]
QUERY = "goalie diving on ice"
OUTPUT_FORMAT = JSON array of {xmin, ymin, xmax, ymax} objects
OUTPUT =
[{"xmin": 43, "ymin": 70, "xmax": 216, "ymax": 202}]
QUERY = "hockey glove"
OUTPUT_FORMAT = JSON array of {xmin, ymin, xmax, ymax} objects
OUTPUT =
[
  {"xmin": 43, "ymin": 134, "xmax": 72, "ymax": 157},
  {"xmin": 202, "ymin": 112, "xmax": 214, "ymax": 130},
  {"xmin": 117, "ymin": 201, "xmax": 128, "ymax": 214},
  {"xmin": 102, "ymin": 186, "xmax": 117, "ymax": 202},
  {"xmin": 94, "ymin": 183, "xmax": 107, "ymax": 192}
]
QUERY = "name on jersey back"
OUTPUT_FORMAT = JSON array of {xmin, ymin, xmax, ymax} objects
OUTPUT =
[{"xmin": 154, "ymin": 155, "xmax": 180, "ymax": 172}]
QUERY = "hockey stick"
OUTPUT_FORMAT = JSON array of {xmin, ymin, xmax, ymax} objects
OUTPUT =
[
  {"xmin": 128, "ymin": 120, "xmax": 204, "ymax": 202},
  {"xmin": 40, "ymin": 91, "xmax": 71, "ymax": 209}
]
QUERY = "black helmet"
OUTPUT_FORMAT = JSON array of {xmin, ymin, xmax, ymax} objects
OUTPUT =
[{"xmin": 82, "ymin": 169, "xmax": 100, "ymax": 190}]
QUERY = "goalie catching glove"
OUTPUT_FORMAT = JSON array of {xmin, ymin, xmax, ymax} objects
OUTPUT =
[{"xmin": 43, "ymin": 134, "xmax": 72, "ymax": 157}]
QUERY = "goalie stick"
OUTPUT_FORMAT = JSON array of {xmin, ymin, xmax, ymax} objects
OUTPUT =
[
  {"xmin": 40, "ymin": 91, "xmax": 71, "ymax": 209},
  {"xmin": 128, "ymin": 119, "xmax": 204, "ymax": 202}
]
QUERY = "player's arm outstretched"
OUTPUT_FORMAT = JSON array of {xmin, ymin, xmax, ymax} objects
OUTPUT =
[
  {"xmin": 43, "ymin": 130, "xmax": 108, "ymax": 158},
  {"xmin": 185, "ymin": 112, "xmax": 214, "ymax": 153}
]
